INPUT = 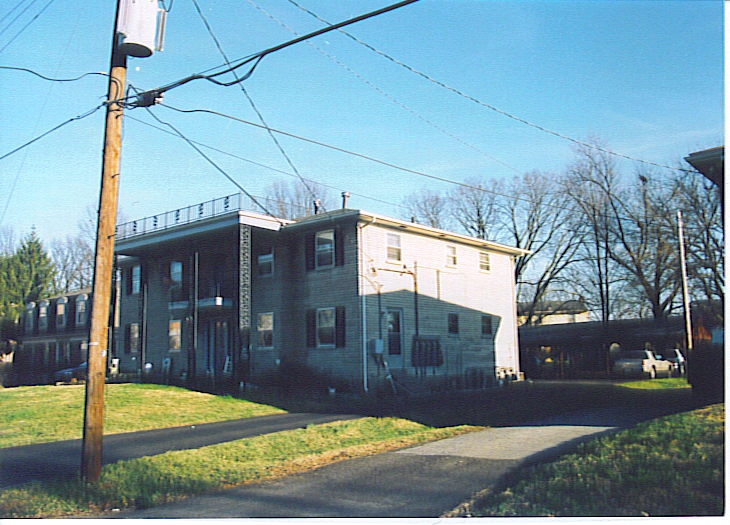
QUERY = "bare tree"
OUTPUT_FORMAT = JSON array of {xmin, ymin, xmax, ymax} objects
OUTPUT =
[
  {"xmin": 0, "ymin": 226, "xmax": 16, "ymax": 256},
  {"xmin": 401, "ymin": 189, "xmax": 451, "ymax": 229},
  {"xmin": 448, "ymin": 177, "xmax": 501, "ymax": 240},
  {"xmin": 673, "ymin": 168, "xmax": 724, "ymax": 321},
  {"xmin": 51, "ymin": 235, "xmax": 94, "ymax": 292},
  {"xmin": 264, "ymin": 179, "xmax": 333, "ymax": 220},
  {"xmin": 499, "ymin": 171, "xmax": 583, "ymax": 325},
  {"xmin": 563, "ymin": 142, "xmax": 621, "ymax": 322}
]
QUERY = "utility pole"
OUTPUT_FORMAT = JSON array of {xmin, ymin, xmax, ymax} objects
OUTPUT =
[
  {"xmin": 677, "ymin": 211, "xmax": 693, "ymax": 353},
  {"xmin": 81, "ymin": 1, "xmax": 127, "ymax": 483}
]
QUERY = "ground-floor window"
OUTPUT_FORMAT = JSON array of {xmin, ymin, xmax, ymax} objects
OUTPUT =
[
  {"xmin": 169, "ymin": 320, "xmax": 181, "ymax": 352},
  {"xmin": 306, "ymin": 307, "xmax": 346, "ymax": 348},
  {"xmin": 257, "ymin": 313, "xmax": 274, "ymax": 348}
]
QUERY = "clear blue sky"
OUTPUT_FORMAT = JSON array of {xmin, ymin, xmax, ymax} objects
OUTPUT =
[{"xmin": 0, "ymin": 0, "xmax": 724, "ymax": 245}]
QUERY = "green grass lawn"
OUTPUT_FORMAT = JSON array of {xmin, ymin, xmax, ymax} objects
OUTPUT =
[
  {"xmin": 448, "ymin": 403, "xmax": 724, "ymax": 517},
  {"xmin": 0, "ymin": 380, "xmax": 720, "ymax": 518},
  {"xmin": 0, "ymin": 383, "xmax": 286, "ymax": 447},
  {"xmin": 0, "ymin": 417, "xmax": 475, "ymax": 518}
]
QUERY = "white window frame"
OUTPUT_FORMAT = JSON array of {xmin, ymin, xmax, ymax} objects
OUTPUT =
[
  {"xmin": 386, "ymin": 233, "xmax": 402, "ymax": 262},
  {"xmin": 257, "ymin": 312, "xmax": 274, "ymax": 348},
  {"xmin": 479, "ymin": 252, "xmax": 491, "ymax": 272},
  {"xmin": 75, "ymin": 295, "xmax": 88, "ymax": 327},
  {"xmin": 315, "ymin": 230, "xmax": 335, "ymax": 269},
  {"xmin": 446, "ymin": 245, "xmax": 457, "ymax": 267}
]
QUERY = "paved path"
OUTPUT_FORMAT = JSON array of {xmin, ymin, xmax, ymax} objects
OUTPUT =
[
  {"xmin": 0, "ymin": 412, "xmax": 360, "ymax": 489},
  {"xmin": 117, "ymin": 408, "xmax": 642, "ymax": 518}
]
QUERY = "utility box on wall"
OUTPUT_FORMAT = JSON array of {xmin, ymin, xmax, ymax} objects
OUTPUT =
[{"xmin": 117, "ymin": 0, "xmax": 165, "ymax": 57}]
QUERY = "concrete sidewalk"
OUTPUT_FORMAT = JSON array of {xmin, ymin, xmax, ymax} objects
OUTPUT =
[{"xmin": 117, "ymin": 408, "xmax": 637, "ymax": 518}]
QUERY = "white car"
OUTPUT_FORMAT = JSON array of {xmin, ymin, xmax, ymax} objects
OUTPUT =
[{"xmin": 613, "ymin": 350, "xmax": 673, "ymax": 379}]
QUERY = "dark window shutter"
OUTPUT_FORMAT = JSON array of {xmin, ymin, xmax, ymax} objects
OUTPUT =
[
  {"xmin": 335, "ymin": 229, "xmax": 345, "ymax": 266},
  {"xmin": 335, "ymin": 306, "xmax": 346, "ymax": 348},
  {"xmin": 305, "ymin": 233, "xmax": 315, "ymax": 271},
  {"xmin": 306, "ymin": 309, "xmax": 316, "ymax": 347}
]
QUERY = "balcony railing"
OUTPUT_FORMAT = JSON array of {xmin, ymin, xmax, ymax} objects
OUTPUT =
[{"xmin": 116, "ymin": 193, "xmax": 260, "ymax": 240}]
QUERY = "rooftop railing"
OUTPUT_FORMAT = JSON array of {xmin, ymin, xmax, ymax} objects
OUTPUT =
[{"xmin": 116, "ymin": 193, "xmax": 257, "ymax": 240}]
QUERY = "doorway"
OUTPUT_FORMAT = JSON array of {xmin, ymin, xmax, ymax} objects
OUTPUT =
[{"xmin": 386, "ymin": 308, "xmax": 404, "ymax": 368}]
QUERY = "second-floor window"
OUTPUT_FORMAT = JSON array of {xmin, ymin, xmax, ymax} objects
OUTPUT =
[
  {"xmin": 56, "ymin": 298, "xmax": 67, "ymax": 330},
  {"xmin": 446, "ymin": 246, "xmax": 457, "ymax": 266},
  {"xmin": 37, "ymin": 301, "xmax": 48, "ymax": 332},
  {"xmin": 387, "ymin": 233, "xmax": 402, "ymax": 262},
  {"xmin": 131, "ymin": 265, "xmax": 141, "ymax": 294},
  {"xmin": 316, "ymin": 230, "xmax": 334, "ymax": 268},
  {"xmin": 76, "ymin": 295, "xmax": 88, "ymax": 326},
  {"xmin": 479, "ymin": 252, "xmax": 491, "ymax": 272},
  {"xmin": 481, "ymin": 314, "xmax": 493, "ymax": 337},
  {"xmin": 258, "ymin": 249, "xmax": 274, "ymax": 276}
]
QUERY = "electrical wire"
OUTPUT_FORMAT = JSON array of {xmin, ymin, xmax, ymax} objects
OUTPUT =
[
  {"xmin": 122, "ymin": 0, "xmax": 420, "ymax": 106},
  {"xmin": 123, "ymin": 111, "xmax": 408, "ymax": 212},
  {"xmin": 130, "ymin": 90, "xmax": 280, "ymax": 221},
  {"xmin": 190, "ymin": 0, "xmax": 324, "ymax": 212},
  {"xmin": 0, "ymin": 0, "xmax": 56, "ymax": 54},
  {"xmin": 0, "ymin": 65, "xmax": 108, "ymax": 82},
  {"xmin": 158, "ymin": 103, "xmax": 536, "ymax": 205},
  {"xmin": 285, "ymin": 0, "xmax": 694, "ymax": 175},
  {"xmin": 246, "ymin": 0, "xmax": 521, "ymax": 176},
  {"xmin": 0, "ymin": 103, "xmax": 104, "ymax": 162},
  {"xmin": 0, "ymin": 0, "xmax": 37, "ymax": 37}
]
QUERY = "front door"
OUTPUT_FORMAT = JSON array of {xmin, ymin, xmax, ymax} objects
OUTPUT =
[
  {"xmin": 203, "ymin": 319, "xmax": 230, "ymax": 376},
  {"xmin": 386, "ymin": 308, "xmax": 403, "ymax": 368}
]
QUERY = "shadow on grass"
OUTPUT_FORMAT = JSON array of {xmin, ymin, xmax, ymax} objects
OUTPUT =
[{"xmin": 242, "ymin": 380, "xmax": 700, "ymax": 429}]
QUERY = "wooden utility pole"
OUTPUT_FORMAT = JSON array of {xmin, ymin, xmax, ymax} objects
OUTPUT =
[{"xmin": 81, "ymin": 3, "xmax": 127, "ymax": 483}]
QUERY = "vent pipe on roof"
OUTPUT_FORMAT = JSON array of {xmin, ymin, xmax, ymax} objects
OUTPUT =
[{"xmin": 342, "ymin": 191, "xmax": 350, "ymax": 209}]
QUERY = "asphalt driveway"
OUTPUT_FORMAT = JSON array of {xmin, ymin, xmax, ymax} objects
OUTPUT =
[{"xmin": 116, "ymin": 407, "xmax": 642, "ymax": 518}]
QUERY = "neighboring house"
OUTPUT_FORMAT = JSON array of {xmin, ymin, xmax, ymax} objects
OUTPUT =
[
  {"xmin": 14, "ymin": 289, "xmax": 92, "ymax": 384},
  {"xmin": 517, "ymin": 300, "xmax": 590, "ymax": 326},
  {"xmin": 112, "ymin": 193, "xmax": 527, "ymax": 392}
]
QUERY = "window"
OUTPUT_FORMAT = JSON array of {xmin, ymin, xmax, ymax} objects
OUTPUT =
[
  {"xmin": 126, "ymin": 323, "xmax": 140, "ymax": 353},
  {"xmin": 315, "ymin": 230, "xmax": 335, "ymax": 268},
  {"xmin": 170, "ymin": 261, "xmax": 183, "ymax": 285},
  {"xmin": 306, "ymin": 306, "xmax": 346, "ymax": 348},
  {"xmin": 38, "ymin": 301, "xmax": 48, "ymax": 332},
  {"xmin": 479, "ymin": 252, "xmax": 491, "ymax": 272},
  {"xmin": 56, "ymin": 298, "xmax": 67, "ymax": 330},
  {"xmin": 24, "ymin": 303, "xmax": 35, "ymax": 334},
  {"xmin": 75, "ymin": 295, "xmax": 88, "ymax": 326},
  {"xmin": 258, "ymin": 249, "xmax": 274, "ymax": 276},
  {"xmin": 448, "ymin": 313, "xmax": 459, "ymax": 335},
  {"xmin": 257, "ymin": 313, "xmax": 274, "ymax": 348},
  {"xmin": 169, "ymin": 261, "xmax": 186, "ymax": 302},
  {"xmin": 130, "ymin": 265, "xmax": 141, "ymax": 294},
  {"xmin": 387, "ymin": 233, "xmax": 402, "ymax": 262},
  {"xmin": 446, "ymin": 246, "xmax": 457, "ymax": 266},
  {"xmin": 317, "ymin": 308, "xmax": 335, "ymax": 346},
  {"xmin": 169, "ymin": 320, "xmax": 181, "ymax": 351},
  {"xmin": 481, "ymin": 314, "xmax": 493, "ymax": 337}
]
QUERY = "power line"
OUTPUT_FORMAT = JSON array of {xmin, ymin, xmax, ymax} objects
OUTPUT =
[
  {"xmin": 190, "ymin": 0, "xmax": 324, "ymax": 212},
  {"xmin": 285, "ymin": 0, "xmax": 693, "ymax": 175},
  {"xmin": 246, "ymin": 0, "xmax": 521, "ymax": 175},
  {"xmin": 0, "ymin": 0, "xmax": 56, "ymax": 54},
  {"xmin": 157, "ymin": 103, "xmax": 534, "ymax": 205},
  {"xmin": 131, "ymin": 90, "xmax": 280, "ymax": 222},
  {"xmin": 0, "ymin": 65, "xmax": 108, "ymax": 82},
  {"xmin": 124, "ymin": 0, "xmax": 420, "ymax": 106},
  {"xmin": 123, "ymin": 110, "xmax": 408, "ymax": 212},
  {"xmin": 0, "ymin": 103, "xmax": 104, "ymax": 162}
]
